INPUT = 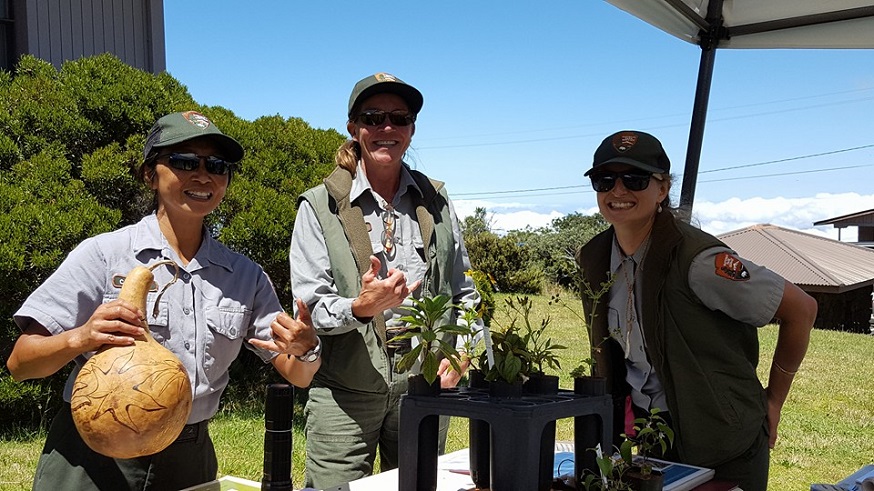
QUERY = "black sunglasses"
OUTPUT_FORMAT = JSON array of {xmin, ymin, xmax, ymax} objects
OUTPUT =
[
  {"xmin": 589, "ymin": 171, "xmax": 655, "ymax": 192},
  {"xmin": 158, "ymin": 153, "xmax": 236, "ymax": 176},
  {"xmin": 354, "ymin": 110, "xmax": 416, "ymax": 127}
]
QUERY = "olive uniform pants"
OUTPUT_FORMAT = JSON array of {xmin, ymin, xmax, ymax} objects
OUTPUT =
[{"xmin": 33, "ymin": 403, "xmax": 216, "ymax": 491}]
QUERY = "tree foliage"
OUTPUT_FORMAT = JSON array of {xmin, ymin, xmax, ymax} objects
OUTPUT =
[{"xmin": 0, "ymin": 54, "xmax": 344, "ymax": 432}]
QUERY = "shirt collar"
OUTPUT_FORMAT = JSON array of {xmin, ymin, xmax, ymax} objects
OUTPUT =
[
  {"xmin": 132, "ymin": 214, "xmax": 234, "ymax": 273},
  {"xmin": 350, "ymin": 161, "xmax": 422, "ymax": 206}
]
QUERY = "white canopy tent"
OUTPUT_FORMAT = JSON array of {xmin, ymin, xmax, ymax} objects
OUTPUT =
[{"xmin": 604, "ymin": 0, "xmax": 874, "ymax": 219}]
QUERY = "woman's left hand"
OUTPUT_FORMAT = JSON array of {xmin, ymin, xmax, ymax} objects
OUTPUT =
[{"xmin": 250, "ymin": 299, "xmax": 319, "ymax": 358}]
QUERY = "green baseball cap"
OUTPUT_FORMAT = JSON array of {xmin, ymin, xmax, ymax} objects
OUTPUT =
[
  {"xmin": 143, "ymin": 111, "xmax": 244, "ymax": 163},
  {"xmin": 347, "ymin": 73, "xmax": 423, "ymax": 120},
  {"xmin": 585, "ymin": 130, "xmax": 671, "ymax": 176}
]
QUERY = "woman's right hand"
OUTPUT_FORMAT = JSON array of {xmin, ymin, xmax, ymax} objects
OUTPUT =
[
  {"xmin": 351, "ymin": 256, "xmax": 421, "ymax": 319},
  {"xmin": 71, "ymin": 299, "xmax": 146, "ymax": 352},
  {"xmin": 7, "ymin": 299, "xmax": 146, "ymax": 382}
]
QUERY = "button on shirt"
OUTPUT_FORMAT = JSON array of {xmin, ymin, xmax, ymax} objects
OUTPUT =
[
  {"xmin": 14, "ymin": 214, "xmax": 283, "ymax": 423},
  {"xmin": 607, "ymin": 239, "xmax": 784, "ymax": 412},
  {"xmin": 290, "ymin": 163, "xmax": 482, "ymax": 346}
]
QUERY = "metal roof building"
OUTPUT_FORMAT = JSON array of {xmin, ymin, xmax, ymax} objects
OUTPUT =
[
  {"xmin": 1, "ymin": 0, "xmax": 165, "ymax": 73},
  {"xmin": 719, "ymin": 224, "xmax": 874, "ymax": 332}
]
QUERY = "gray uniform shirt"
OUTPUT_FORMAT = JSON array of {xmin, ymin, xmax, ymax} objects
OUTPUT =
[
  {"xmin": 290, "ymin": 163, "xmax": 482, "ymax": 350},
  {"xmin": 607, "ymin": 239, "xmax": 784, "ymax": 412},
  {"xmin": 14, "ymin": 214, "xmax": 283, "ymax": 423}
]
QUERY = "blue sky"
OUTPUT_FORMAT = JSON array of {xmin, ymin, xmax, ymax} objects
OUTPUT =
[{"xmin": 164, "ymin": 1, "xmax": 874, "ymax": 240}]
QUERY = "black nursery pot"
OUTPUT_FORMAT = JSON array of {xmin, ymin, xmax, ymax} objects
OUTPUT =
[
  {"xmin": 407, "ymin": 374, "xmax": 441, "ymax": 396},
  {"xmin": 524, "ymin": 373, "xmax": 560, "ymax": 395},
  {"xmin": 573, "ymin": 376, "xmax": 607, "ymax": 396},
  {"xmin": 628, "ymin": 468, "xmax": 664, "ymax": 491},
  {"xmin": 488, "ymin": 379, "xmax": 523, "ymax": 398}
]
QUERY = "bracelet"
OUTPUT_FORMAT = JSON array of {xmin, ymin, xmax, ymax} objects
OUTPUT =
[{"xmin": 774, "ymin": 361, "xmax": 798, "ymax": 376}]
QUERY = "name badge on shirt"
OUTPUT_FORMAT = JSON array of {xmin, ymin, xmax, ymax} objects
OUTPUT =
[{"xmin": 111, "ymin": 274, "xmax": 158, "ymax": 291}]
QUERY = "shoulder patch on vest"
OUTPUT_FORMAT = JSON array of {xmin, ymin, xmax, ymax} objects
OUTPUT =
[{"xmin": 714, "ymin": 252, "xmax": 750, "ymax": 281}]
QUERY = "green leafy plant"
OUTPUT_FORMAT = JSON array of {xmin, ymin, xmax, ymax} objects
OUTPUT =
[
  {"xmin": 578, "ymin": 444, "xmax": 633, "ymax": 491},
  {"xmin": 503, "ymin": 295, "xmax": 566, "ymax": 374},
  {"xmin": 620, "ymin": 407, "xmax": 675, "ymax": 477},
  {"xmin": 392, "ymin": 295, "xmax": 474, "ymax": 385},
  {"xmin": 477, "ymin": 323, "xmax": 530, "ymax": 383},
  {"xmin": 550, "ymin": 269, "xmax": 616, "ymax": 376},
  {"xmin": 569, "ymin": 357, "xmax": 597, "ymax": 378}
]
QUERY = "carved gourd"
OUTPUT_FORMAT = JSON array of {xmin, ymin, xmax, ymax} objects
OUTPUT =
[{"xmin": 70, "ymin": 261, "xmax": 192, "ymax": 459}]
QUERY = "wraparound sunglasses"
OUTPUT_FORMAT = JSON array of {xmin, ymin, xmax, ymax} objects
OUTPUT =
[
  {"xmin": 158, "ymin": 153, "xmax": 236, "ymax": 176},
  {"xmin": 354, "ymin": 110, "xmax": 416, "ymax": 127},
  {"xmin": 589, "ymin": 171, "xmax": 660, "ymax": 192}
]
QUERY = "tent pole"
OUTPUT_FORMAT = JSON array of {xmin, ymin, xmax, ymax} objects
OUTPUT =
[
  {"xmin": 677, "ymin": 47, "xmax": 717, "ymax": 223},
  {"xmin": 678, "ymin": 0, "xmax": 726, "ymax": 223}
]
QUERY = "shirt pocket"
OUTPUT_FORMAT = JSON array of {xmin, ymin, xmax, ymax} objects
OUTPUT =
[
  {"xmin": 203, "ymin": 303, "xmax": 252, "ymax": 376},
  {"xmin": 101, "ymin": 292, "xmax": 169, "ymax": 342},
  {"xmin": 144, "ymin": 291, "xmax": 170, "ymax": 344}
]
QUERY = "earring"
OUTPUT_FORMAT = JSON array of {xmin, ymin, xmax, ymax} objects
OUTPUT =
[{"xmin": 658, "ymin": 204, "xmax": 663, "ymax": 213}]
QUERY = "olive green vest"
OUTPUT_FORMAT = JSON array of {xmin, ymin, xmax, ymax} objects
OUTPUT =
[
  {"xmin": 298, "ymin": 165, "xmax": 456, "ymax": 394},
  {"xmin": 576, "ymin": 210, "xmax": 766, "ymax": 468}
]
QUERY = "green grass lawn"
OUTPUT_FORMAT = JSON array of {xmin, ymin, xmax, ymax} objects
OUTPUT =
[{"xmin": 2, "ymin": 293, "xmax": 872, "ymax": 490}]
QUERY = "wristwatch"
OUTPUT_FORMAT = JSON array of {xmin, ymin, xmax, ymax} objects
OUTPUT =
[{"xmin": 295, "ymin": 337, "xmax": 322, "ymax": 363}]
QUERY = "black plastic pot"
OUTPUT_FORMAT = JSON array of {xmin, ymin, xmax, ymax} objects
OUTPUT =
[
  {"xmin": 524, "ymin": 373, "xmax": 560, "ymax": 395},
  {"xmin": 407, "ymin": 374, "xmax": 441, "ymax": 396},
  {"xmin": 573, "ymin": 375, "xmax": 607, "ymax": 396},
  {"xmin": 628, "ymin": 467, "xmax": 665, "ymax": 491},
  {"xmin": 488, "ymin": 379, "xmax": 523, "ymax": 399}
]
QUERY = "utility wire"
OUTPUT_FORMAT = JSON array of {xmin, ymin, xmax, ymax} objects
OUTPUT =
[{"xmin": 457, "ymin": 162, "xmax": 874, "ymax": 200}]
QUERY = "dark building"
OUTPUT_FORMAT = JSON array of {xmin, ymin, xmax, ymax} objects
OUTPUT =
[{"xmin": 1, "ymin": 0, "xmax": 165, "ymax": 73}]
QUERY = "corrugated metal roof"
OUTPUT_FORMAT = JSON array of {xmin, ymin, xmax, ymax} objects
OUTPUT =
[{"xmin": 717, "ymin": 224, "xmax": 874, "ymax": 292}]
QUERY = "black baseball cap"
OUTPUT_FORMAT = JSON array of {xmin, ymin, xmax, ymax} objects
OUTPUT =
[
  {"xmin": 585, "ymin": 130, "xmax": 671, "ymax": 176},
  {"xmin": 143, "ymin": 111, "xmax": 244, "ymax": 163},
  {"xmin": 347, "ymin": 73, "xmax": 423, "ymax": 120}
]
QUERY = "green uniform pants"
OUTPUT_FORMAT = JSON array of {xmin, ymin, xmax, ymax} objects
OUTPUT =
[
  {"xmin": 304, "ymin": 378, "xmax": 449, "ymax": 489},
  {"xmin": 33, "ymin": 403, "xmax": 216, "ymax": 491}
]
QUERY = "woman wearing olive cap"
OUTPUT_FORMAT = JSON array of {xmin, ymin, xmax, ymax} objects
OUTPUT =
[
  {"xmin": 7, "ymin": 111, "xmax": 321, "ymax": 490},
  {"xmin": 290, "ymin": 73, "xmax": 483, "ymax": 488},
  {"xmin": 576, "ymin": 130, "xmax": 817, "ymax": 490}
]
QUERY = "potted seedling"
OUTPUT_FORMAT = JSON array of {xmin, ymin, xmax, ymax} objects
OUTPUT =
[
  {"xmin": 477, "ymin": 321, "xmax": 531, "ymax": 398},
  {"xmin": 501, "ymin": 296, "xmax": 566, "ymax": 394},
  {"xmin": 578, "ymin": 444, "xmax": 633, "ymax": 491},
  {"xmin": 620, "ymin": 408, "xmax": 675, "ymax": 490},
  {"xmin": 393, "ymin": 295, "xmax": 474, "ymax": 396}
]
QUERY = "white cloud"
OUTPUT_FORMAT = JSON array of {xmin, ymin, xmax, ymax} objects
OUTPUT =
[{"xmin": 455, "ymin": 193, "xmax": 874, "ymax": 241}]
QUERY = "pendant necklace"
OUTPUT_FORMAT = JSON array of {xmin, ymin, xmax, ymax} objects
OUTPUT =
[{"xmin": 621, "ymin": 237, "xmax": 651, "ymax": 359}]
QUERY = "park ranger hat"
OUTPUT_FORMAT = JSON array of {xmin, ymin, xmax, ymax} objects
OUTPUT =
[
  {"xmin": 347, "ymin": 72, "xmax": 424, "ymax": 120},
  {"xmin": 586, "ymin": 130, "xmax": 671, "ymax": 176},
  {"xmin": 144, "ymin": 111, "xmax": 244, "ymax": 163}
]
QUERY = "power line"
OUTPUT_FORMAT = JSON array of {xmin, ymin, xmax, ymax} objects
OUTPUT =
[
  {"xmin": 416, "ymin": 90, "xmax": 874, "ymax": 150},
  {"xmin": 456, "ymin": 161, "xmax": 874, "ymax": 200}
]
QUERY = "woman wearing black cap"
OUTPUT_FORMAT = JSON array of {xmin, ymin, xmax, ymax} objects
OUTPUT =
[
  {"xmin": 575, "ymin": 130, "xmax": 817, "ymax": 490},
  {"xmin": 290, "ymin": 73, "xmax": 482, "ymax": 488},
  {"xmin": 7, "ymin": 111, "xmax": 321, "ymax": 490}
]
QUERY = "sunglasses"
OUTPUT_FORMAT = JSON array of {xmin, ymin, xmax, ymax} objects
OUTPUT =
[
  {"xmin": 589, "ymin": 171, "xmax": 657, "ymax": 192},
  {"xmin": 158, "ymin": 153, "xmax": 236, "ymax": 176},
  {"xmin": 354, "ymin": 110, "xmax": 416, "ymax": 127}
]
